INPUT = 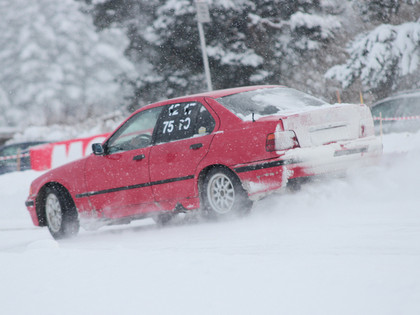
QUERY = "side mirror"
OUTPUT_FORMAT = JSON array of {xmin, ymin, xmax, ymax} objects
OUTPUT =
[{"xmin": 92, "ymin": 143, "xmax": 105, "ymax": 156}]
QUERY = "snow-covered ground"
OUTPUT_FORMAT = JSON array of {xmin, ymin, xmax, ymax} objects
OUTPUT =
[{"xmin": 0, "ymin": 131, "xmax": 419, "ymax": 315}]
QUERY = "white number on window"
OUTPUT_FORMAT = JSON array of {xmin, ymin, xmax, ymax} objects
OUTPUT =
[
  {"xmin": 184, "ymin": 103, "xmax": 196, "ymax": 116},
  {"xmin": 163, "ymin": 120, "xmax": 175, "ymax": 134},
  {"xmin": 179, "ymin": 117, "xmax": 191, "ymax": 130},
  {"xmin": 168, "ymin": 104, "xmax": 180, "ymax": 116}
]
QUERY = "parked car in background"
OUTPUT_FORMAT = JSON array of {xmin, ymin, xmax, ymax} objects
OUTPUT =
[
  {"xmin": 371, "ymin": 90, "xmax": 420, "ymax": 134},
  {"xmin": 25, "ymin": 85, "xmax": 382, "ymax": 239},
  {"xmin": 0, "ymin": 141, "xmax": 48, "ymax": 175}
]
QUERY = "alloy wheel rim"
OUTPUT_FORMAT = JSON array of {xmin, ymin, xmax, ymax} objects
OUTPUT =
[
  {"xmin": 45, "ymin": 193, "xmax": 62, "ymax": 233},
  {"xmin": 207, "ymin": 173, "xmax": 235, "ymax": 214}
]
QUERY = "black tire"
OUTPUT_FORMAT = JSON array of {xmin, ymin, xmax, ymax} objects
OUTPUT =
[
  {"xmin": 44, "ymin": 186, "xmax": 79, "ymax": 239},
  {"xmin": 201, "ymin": 167, "xmax": 252, "ymax": 219}
]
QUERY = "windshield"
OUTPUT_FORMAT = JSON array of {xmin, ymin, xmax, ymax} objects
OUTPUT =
[
  {"xmin": 216, "ymin": 87, "xmax": 328, "ymax": 120},
  {"xmin": 372, "ymin": 95, "xmax": 420, "ymax": 118}
]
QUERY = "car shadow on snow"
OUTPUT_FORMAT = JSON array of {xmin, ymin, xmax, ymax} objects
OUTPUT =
[{"xmin": 73, "ymin": 210, "xmax": 254, "ymax": 242}]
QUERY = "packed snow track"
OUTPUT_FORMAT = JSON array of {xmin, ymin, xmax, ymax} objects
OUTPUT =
[{"xmin": 0, "ymin": 132, "xmax": 419, "ymax": 315}]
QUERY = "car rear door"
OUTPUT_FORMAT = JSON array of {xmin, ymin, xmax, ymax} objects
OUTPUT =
[{"xmin": 149, "ymin": 101, "xmax": 217, "ymax": 204}]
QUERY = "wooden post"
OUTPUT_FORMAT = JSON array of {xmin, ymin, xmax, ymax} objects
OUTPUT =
[
  {"xmin": 336, "ymin": 90, "xmax": 341, "ymax": 104},
  {"xmin": 359, "ymin": 91, "xmax": 364, "ymax": 104}
]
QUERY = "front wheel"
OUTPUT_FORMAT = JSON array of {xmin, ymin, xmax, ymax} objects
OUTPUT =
[
  {"xmin": 44, "ymin": 186, "xmax": 79, "ymax": 239},
  {"xmin": 201, "ymin": 167, "xmax": 252, "ymax": 219}
]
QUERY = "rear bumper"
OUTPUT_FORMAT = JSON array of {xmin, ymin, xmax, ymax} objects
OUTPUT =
[{"xmin": 233, "ymin": 136, "xmax": 382, "ymax": 200}]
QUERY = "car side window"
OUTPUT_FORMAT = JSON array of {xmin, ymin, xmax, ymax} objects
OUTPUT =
[
  {"xmin": 106, "ymin": 106, "xmax": 163, "ymax": 154},
  {"xmin": 154, "ymin": 102, "xmax": 215, "ymax": 144},
  {"xmin": 154, "ymin": 102, "xmax": 199, "ymax": 143},
  {"xmin": 196, "ymin": 104, "xmax": 216, "ymax": 135}
]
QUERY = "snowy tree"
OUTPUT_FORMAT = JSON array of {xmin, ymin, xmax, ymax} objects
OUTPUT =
[
  {"xmin": 326, "ymin": 21, "xmax": 420, "ymax": 99},
  {"xmin": 83, "ymin": 0, "xmax": 164, "ymax": 109},
  {"xmin": 354, "ymin": 0, "xmax": 400, "ymax": 23},
  {"xmin": 247, "ymin": 2, "xmax": 342, "ymax": 96},
  {"xmin": 354, "ymin": 0, "xmax": 420, "ymax": 24},
  {"xmin": 86, "ymin": 0, "xmax": 344, "ymax": 104},
  {"xmin": 86, "ymin": 0, "xmax": 420, "ymax": 105},
  {"xmin": 0, "ymin": 0, "xmax": 137, "ymax": 127},
  {"xmin": 0, "ymin": 86, "xmax": 12, "ymax": 127},
  {"xmin": 142, "ymin": 0, "xmax": 267, "ymax": 96}
]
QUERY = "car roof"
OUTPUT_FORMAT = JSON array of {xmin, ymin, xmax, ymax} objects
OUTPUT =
[
  {"xmin": 140, "ymin": 85, "xmax": 283, "ymax": 110},
  {"xmin": 181, "ymin": 85, "xmax": 282, "ymax": 99}
]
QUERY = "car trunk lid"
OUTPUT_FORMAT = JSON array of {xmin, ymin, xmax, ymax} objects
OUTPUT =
[{"xmin": 280, "ymin": 104, "xmax": 370, "ymax": 148}]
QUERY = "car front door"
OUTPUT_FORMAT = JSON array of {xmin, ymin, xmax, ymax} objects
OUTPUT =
[
  {"xmin": 82, "ymin": 106, "xmax": 163, "ymax": 219},
  {"xmin": 149, "ymin": 101, "xmax": 217, "ymax": 206}
]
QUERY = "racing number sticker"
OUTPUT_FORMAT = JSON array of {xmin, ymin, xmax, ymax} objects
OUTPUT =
[
  {"xmin": 179, "ymin": 117, "xmax": 191, "ymax": 130},
  {"xmin": 168, "ymin": 104, "xmax": 180, "ymax": 117},
  {"xmin": 162, "ymin": 102, "xmax": 196, "ymax": 134},
  {"xmin": 162, "ymin": 120, "xmax": 175, "ymax": 134}
]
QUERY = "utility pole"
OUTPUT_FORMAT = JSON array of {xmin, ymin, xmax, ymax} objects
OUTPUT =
[{"xmin": 195, "ymin": 0, "xmax": 213, "ymax": 91}]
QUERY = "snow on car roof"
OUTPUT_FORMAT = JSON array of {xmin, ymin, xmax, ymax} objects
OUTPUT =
[
  {"xmin": 137, "ymin": 85, "xmax": 282, "ymax": 112},
  {"xmin": 138, "ymin": 86, "xmax": 329, "ymax": 120},
  {"xmin": 216, "ymin": 86, "xmax": 329, "ymax": 121},
  {"xmin": 188, "ymin": 85, "xmax": 282, "ymax": 99}
]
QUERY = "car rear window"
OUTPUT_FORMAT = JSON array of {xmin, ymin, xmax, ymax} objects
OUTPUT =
[{"xmin": 216, "ymin": 87, "xmax": 327, "ymax": 120}]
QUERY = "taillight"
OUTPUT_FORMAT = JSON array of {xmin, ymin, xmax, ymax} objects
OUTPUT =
[
  {"xmin": 266, "ymin": 133, "xmax": 276, "ymax": 151},
  {"xmin": 266, "ymin": 130, "xmax": 299, "ymax": 152}
]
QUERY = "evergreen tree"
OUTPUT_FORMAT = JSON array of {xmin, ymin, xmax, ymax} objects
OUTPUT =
[
  {"xmin": 87, "ymin": 0, "xmax": 342, "ymax": 107},
  {"xmin": 0, "ymin": 0, "xmax": 136, "ymax": 127},
  {"xmin": 326, "ymin": 21, "xmax": 420, "ymax": 99}
]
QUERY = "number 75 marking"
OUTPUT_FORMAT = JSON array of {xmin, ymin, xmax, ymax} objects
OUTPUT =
[{"xmin": 163, "ymin": 120, "xmax": 175, "ymax": 133}]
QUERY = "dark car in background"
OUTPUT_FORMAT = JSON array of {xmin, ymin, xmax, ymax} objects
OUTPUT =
[
  {"xmin": 371, "ymin": 90, "xmax": 420, "ymax": 133},
  {"xmin": 0, "ymin": 141, "xmax": 48, "ymax": 174}
]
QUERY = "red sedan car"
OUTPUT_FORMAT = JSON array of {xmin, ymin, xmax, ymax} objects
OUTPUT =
[{"xmin": 26, "ymin": 86, "xmax": 382, "ymax": 239}]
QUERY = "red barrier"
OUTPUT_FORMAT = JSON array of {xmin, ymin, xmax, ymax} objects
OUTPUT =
[{"xmin": 30, "ymin": 133, "xmax": 109, "ymax": 171}]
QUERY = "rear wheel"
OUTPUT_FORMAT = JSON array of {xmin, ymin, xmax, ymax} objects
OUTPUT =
[
  {"xmin": 44, "ymin": 186, "xmax": 79, "ymax": 239},
  {"xmin": 202, "ymin": 167, "xmax": 252, "ymax": 219}
]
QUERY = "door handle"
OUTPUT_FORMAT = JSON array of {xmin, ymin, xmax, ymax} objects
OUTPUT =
[
  {"xmin": 133, "ymin": 154, "xmax": 145, "ymax": 161},
  {"xmin": 190, "ymin": 143, "xmax": 203, "ymax": 150}
]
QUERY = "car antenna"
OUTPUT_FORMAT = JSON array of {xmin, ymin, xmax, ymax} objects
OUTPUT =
[{"xmin": 252, "ymin": 112, "xmax": 255, "ymax": 122}]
